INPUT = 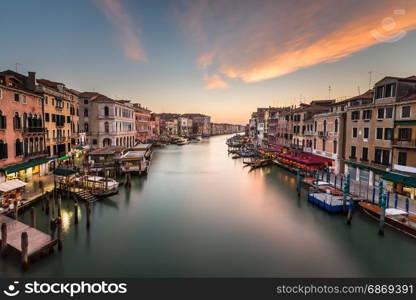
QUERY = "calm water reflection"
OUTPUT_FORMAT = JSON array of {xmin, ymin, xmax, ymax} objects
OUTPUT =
[{"xmin": 1, "ymin": 135, "xmax": 416, "ymax": 277}]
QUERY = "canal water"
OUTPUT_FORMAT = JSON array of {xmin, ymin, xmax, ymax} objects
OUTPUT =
[{"xmin": 1, "ymin": 134, "xmax": 416, "ymax": 277}]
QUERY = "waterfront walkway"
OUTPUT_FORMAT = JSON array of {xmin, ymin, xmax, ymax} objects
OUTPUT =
[{"xmin": 327, "ymin": 173, "xmax": 416, "ymax": 215}]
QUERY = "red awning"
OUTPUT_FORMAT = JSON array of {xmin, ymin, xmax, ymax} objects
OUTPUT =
[{"xmin": 276, "ymin": 151, "xmax": 332, "ymax": 166}]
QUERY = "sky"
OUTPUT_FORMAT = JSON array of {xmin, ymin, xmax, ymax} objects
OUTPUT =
[{"xmin": 1, "ymin": 0, "xmax": 416, "ymax": 124}]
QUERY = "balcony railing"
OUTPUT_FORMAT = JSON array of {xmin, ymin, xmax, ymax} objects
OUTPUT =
[
  {"xmin": 392, "ymin": 139, "xmax": 416, "ymax": 148},
  {"xmin": 54, "ymin": 136, "xmax": 67, "ymax": 143},
  {"xmin": 318, "ymin": 131, "xmax": 329, "ymax": 137},
  {"xmin": 24, "ymin": 127, "xmax": 45, "ymax": 133},
  {"xmin": 24, "ymin": 150, "xmax": 49, "ymax": 158}
]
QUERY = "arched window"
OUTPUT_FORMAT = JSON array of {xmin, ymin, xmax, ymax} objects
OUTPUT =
[
  {"xmin": 323, "ymin": 120, "xmax": 327, "ymax": 133},
  {"xmin": 333, "ymin": 140, "xmax": 337, "ymax": 154},
  {"xmin": 104, "ymin": 106, "xmax": 109, "ymax": 117},
  {"xmin": 84, "ymin": 108, "xmax": 88, "ymax": 117},
  {"xmin": 103, "ymin": 138, "xmax": 112, "ymax": 147},
  {"xmin": 0, "ymin": 110, "xmax": 6, "ymax": 129},
  {"xmin": 13, "ymin": 112, "xmax": 21, "ymax": 130},
  {"xmin": 0, "ymin": 139, "xmax": 8, "ymax": 159},
  {"xmin": 334, "ymin": 119, "xmax": 339, "ymax": 133},
  {"xmin": 15, "ymin": 139, "xmax": 23, "ymax": 156},
  {"xmin": 314, "ymin": 121, "xmax": 317, "ymax": 132},
  {"xmin": 84, "ymin": 122, "xmax": 89, "ymax": 132},
  {"xmin": 104, "ymin": 121, "xmax": 109, "ymax": 133}
]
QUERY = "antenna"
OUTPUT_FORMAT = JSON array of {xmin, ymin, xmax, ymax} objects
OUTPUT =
[
  {"xmin": 368, "ymin": 71, "xmax": 373, "ymax": 89},
  {"xmin": 328, "ymin": 85, "xmax": 332, "ymax": 100},
  {"xmin": 357, "ymin": 86, "xmax": 361, "ymax": 95}
]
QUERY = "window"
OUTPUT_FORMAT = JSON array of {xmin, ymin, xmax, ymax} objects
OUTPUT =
[
  {"xmin": 374, "ymin": 148, "xmax": 382, "ymax": 164},
  {"xmin": 44, "ymin": 96, "xmax": 48, "ymax": 104},
  {"xmin": 398, "ymin": 128, "xmax": 412, "ymax": 141},
  {"xmin": 104, "ymin": 121, "xmax": 109, "ymax": 133},
  {"xmin": 386, "ymin": 107, "xmax": 393, "ymax": 118},
  {"xmin": 362, "ymin": 147, "xmax": 368, "ymax": 161},
  {"xmin": 382, "ymin": 149, "xmax": 390, "ymax": 165},
  {"xmin": 363, "ymin": 127, "xmax": 369, "ymax": 139},
  {"xmin": 322, "ymin": 140, "xmax": 326, "ymax": 151},
  {"xmin": 22, "ymin": 95, "xmax": 27, "ymax": 104},
  {"xmin": 52, "ymin": 114, "xmax": 56, "ymax": 122},
  {"xmin": 14, "ymin": 93, "xmax": 19, "ymax": 102},
  {"xmin": 398, "ymin": 152, "xmax": 407, "ymax": 166},
  {"xmin": 363, "ymin": 110, "xmax": 372, "ymax": 120},
  {"xmin": 84, "ymin": 123, "xmax": 89, "ymax": 132},
  {"xmin": 15, "ymin": 139, "xmax": 23, "ymax": 156},
  {"xmin": 313, "ymin": 138, "xmax": 316, "ymax": 149},
  {"xmin": 0, "ymin": 140, "xmax": 8, "ymax": 159},
  {"xmin": 0, "ymin": 111, "xmax": 5, "ymax": 129},
  {"xmin": 333, "ymin": 140, "xmax": 337, "ymax": 154},
  {"xmin": 402, "ymin": 106, "xmax": 411, "ymax": 118},
  {"xmin": 13, "ymin": 112, "xmax": 21, "ymax": 130},
  {"xmin": 352, "ymin": 127, "xmax": 358, "ymax": 138},
  {"xmin": 84, "ymin": 99, "xmax": 88, "ymax": 105},
  {"xmin": 84, "ymin": 109, "xmax": 88, "ymax": 117},
  {"xmin": 45, "ymin": 113, "xmax": 50, "ymax": 122},
  {"xmin": 93, "ymin": 139, "xmax": 97, "ymax": 145},
  {"xmin": 350, "ymin": 146, "xmax": 356, "ymax": 159},
  {"xmin": 384, "ymin": 128, "xmax": 393, "ymax": 140},
  {"xmin": 385, "ymin": 83, "xmax": 396, "ymax": 97},
  {"xmin": 67, "ymin": 116, "xmax": 71, "ymax": 123},
  {"xmin": 377, "ymin": 108, "xmax": 385, "ymax": 119},
  {"xmin": 375, "ymin": 86, "xmax": 384, "ymax": 99},
  {"xmin": 351, "ymin": 111, "xmax": 360, "ymax": 120},
  {"xmin": 104, "ymin": 106, "xmax": 109, "ymax": 116},
  {"xmin": 376, "ymin": 128, "xmax": 383, "ymax": 139}
]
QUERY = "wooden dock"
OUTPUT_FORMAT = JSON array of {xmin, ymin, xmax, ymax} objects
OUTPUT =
[{"xmin": 0, "ymin": 214, "xmax": 58, "ymax": 268}]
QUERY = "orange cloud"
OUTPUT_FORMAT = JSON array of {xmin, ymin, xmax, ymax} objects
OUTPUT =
[
  {"xmin": 198, "ymin": 52, "xmax": 214, "ymax": 69},
  {"xmin": 204, "ymin": 73, "xmax": 228, "ymax": 90},
  {"xmin": 178, "ymin": 0, "xmax": 416, "ymax": 84},
  {"xmin": 95, "ymin": 0, "xmax": 146, "ymax": 61}
]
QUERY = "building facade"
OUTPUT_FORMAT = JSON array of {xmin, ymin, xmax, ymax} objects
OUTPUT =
[
  {"xmin": 133, "ymin": 103, "xmax": 152, "ymax": 143},
  {"xmin": 79, "ymin": 93, "xmax": 135, "ymax": 149}
]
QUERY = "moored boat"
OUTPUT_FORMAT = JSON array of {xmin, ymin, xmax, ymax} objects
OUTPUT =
[
  {"xmin": 75, "ymin": 175, "xmax": 120, "ymax": 198},
  {"xmin": 177, "ymin": 138, "xmax": 190, "ymax": 145},
  {"xmin": 359, "ymin": 202, "xmax": 416, "ymax": 238}
]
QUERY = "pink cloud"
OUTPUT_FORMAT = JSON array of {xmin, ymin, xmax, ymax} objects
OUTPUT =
[
  {"xmin": 204, "ymin": 73, "xmax": 228, "ymax": 90},
  {"xmin": 95, "ymin": 0, "xmax": 146, "ymax": 61},
  {"xmin": 177, "ymin": 0, "xmax": 416, "ymax": 84}
]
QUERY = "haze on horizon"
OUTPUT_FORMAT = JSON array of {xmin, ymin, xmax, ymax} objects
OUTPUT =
[{"xmin": 1, "ymin": 0, "xmax": 416, "ymax": 124}]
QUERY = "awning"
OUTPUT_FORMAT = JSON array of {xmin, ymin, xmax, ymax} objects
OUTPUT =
[
  {"xmin": 1, "ymin": 157, "xmax": 53, "ymax": 174},
  {"xmin": 0, "ymin": 179, "xmax": 27, "ymax": 192},
  {"xmin": 58, "ymin": 154, "xmax": 71, "ymax": 161},
  {"xmin": 395, "ymin": 120, "xmax": 416, "ymax": 126},
  {"xmin": 54, "ymin": 168, "xmax": 76, "ymax": 177},
  {"xmin": 383, "ymin": 172, "xmax": 416, "ymax": 188},
  {"xmin": 382, "ymin": 172, "xmax": 408, "ymax": 184}
]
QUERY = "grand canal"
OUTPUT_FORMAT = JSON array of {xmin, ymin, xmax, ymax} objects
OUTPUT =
[{"xmin": 1, "ymin": 134, "xmax": 416, "ymax": 277}]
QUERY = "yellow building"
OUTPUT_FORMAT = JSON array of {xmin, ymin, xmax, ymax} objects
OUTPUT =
[{"xmin": 37, "ymin": 79, "xmax": 79, "ymax": 158}]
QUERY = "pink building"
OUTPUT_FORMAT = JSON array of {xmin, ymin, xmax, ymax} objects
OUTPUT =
[{"xmin": 133, "ymin": 103, "xmax": 152, "ymax": 143}]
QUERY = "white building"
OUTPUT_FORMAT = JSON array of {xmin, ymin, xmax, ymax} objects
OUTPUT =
[{"xmin": 79, "ymin": 93, "xmax": 135, "ymax": 149}]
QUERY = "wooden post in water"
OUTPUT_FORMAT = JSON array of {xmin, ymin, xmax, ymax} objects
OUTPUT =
[
  {"xmin": 30, "ymin": 207, "xmax": 36, "ymax": 228},
  {"xmin": 46, "ymin": 194, "xmax": 50, "ymax": 215},
  {"xmin": 57, "ymin": 217, "xmax": 63, "ymax": 251},
  {"xmin": 334, "ymin": 175, "xmax": 337, "ymax": 189},
  {"xmin": 296, "ymin": 168, "xmax": 301, "ymax": 197},
  {"xmin": 51, "ymin": 196, "xmax": 55, "ymax": 216},
  {"xmin": 86, "ymin": 201, "xmax": 91, "ymax": 229},
  {"xmin": 378, "ymin": 194, "xmax": 386, "ymax": 236},
  {"xmin": 21, "ymin": 232, "xmax": 29, "ymax": 269},
  {"xmin": 14, "ymin": 201, "xmax": 18, "ymax": 220},
  {"xmin": 57, "ymin": 195, "xmax": 62, "ymax": 218},
  {"xmin": 394, "ymin": 193, "xmax": 398, "ymax": 208},
  {"xmin": 1, "ymin": 223, "xmax": 7, "ymax": 257},
  {"xmin": 346, "ymin": 197, "xmax": 353, "ymax": 225},
  {"xmin": 74, "ymin": 201, "xmax": 79, "ymax": 225}
]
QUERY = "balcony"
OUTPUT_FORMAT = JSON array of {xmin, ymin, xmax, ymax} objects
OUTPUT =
[
  {"xmin": 318, "ymin": 131, "xmax": 328, "ymax": 138},
  {"xmin": 304, "ymin": 130, "xmax": 314, "ymax": 136},
  {"xmin": 24, "ymin": 127, "xmax": 45, "ymax": 134},
  {"xmin": 392, "ymin": 139, "xmax": 416, "ymax": 148},
  {"xmin": 24, "ymin": 150, "xmax": 49, "ymax": 158},
  {"xmin": 53, "ymin": 136, "xmax": 67, "ymax": 143}
]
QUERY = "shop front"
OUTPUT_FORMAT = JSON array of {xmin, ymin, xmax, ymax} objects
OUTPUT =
[{"xmin": 1, "ymin": 157, "xmax": 54, "ymax": 182}]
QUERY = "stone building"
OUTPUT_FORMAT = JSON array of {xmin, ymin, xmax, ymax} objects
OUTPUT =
[
  {"xmin": 0, "ymin": 70, "xmax": 48, "ymax": 181},
  {"xmin": 79, "ymin": 92, "xmax": 135, "ymax": 149}
]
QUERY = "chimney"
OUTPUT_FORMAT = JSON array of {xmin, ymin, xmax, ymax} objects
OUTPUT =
[{"xmin": 26, "ymin": 71, "xmax": 36, "ymax": 91}]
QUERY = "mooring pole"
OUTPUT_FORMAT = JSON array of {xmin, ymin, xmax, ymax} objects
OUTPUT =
[
  {"xmin": 378, "ymin": 194, "xmax": 386, "ymax": 236},
  {"xmin": 57, "ymin": 217, "xmax": 63, "ymax": 251},
  {"xmin": 74, "ymin": 201, "xmax": 79, "ymax": 225},
  {"xmin": 346, "ymin": 197, "xmax": 353, "ymax": 225},
  {"xmin": 30, "ymin": 207, "xmax": 36, "ymax": 228},
  {"xmin": 21, "ymin": 232, "xmax": 29, "ymax": 269},
  {"xmin": 1, "ymin": 223, "xmax": 7, "ymax": 257}
]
